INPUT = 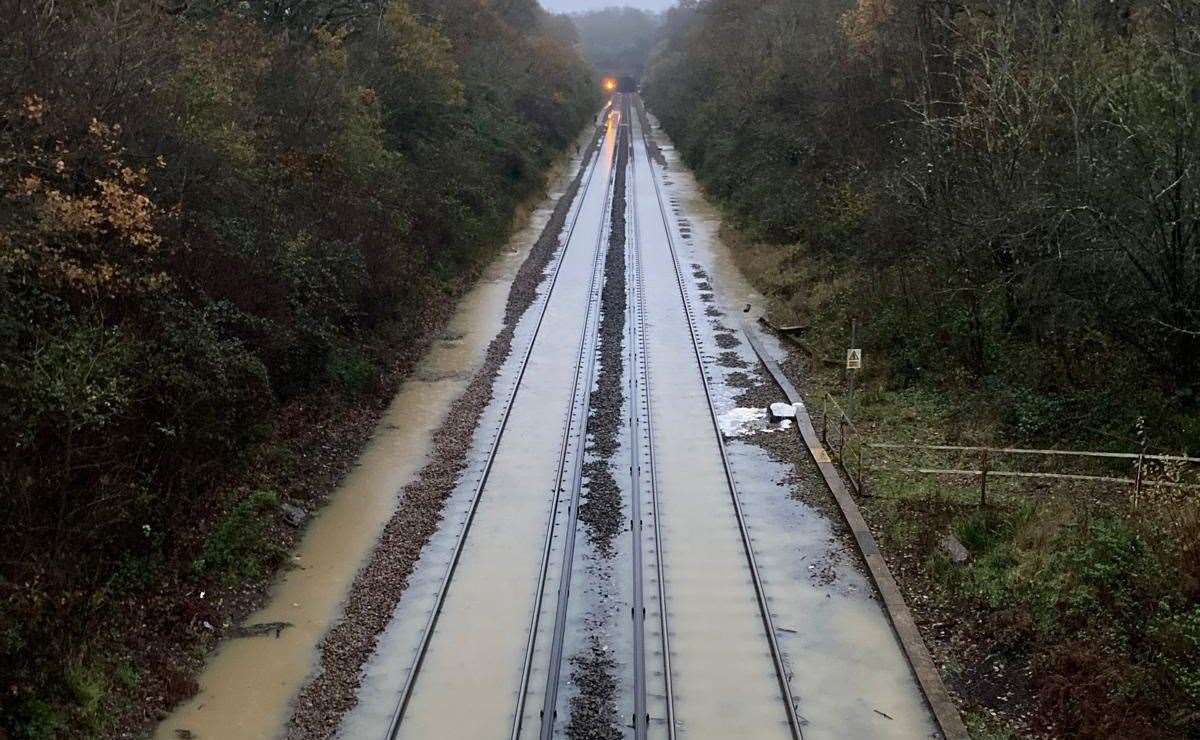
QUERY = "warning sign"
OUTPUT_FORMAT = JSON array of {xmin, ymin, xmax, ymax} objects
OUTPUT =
[{"xmin": 846, "ymin": 348, "xmax": 862, "ymax": 370}]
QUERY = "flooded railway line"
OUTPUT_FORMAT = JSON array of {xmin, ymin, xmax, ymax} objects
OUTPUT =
[
  {"xmin": 338, "ymin": 94, "xmax": 938, "ymax": 740},
  {"xmin": 629, "ymin": 99, "xmax": 803, "ymax": 739}
]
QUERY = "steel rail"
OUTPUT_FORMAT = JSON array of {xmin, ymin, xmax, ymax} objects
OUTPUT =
[
  {"xmin": 536, "ymin": 100, "xmax": 628, "ymax": 740},
  {"xmin": 626, "ymin": 97, "xmax": 676, "ymax": 740},
  {"xmin": 633, "ymin": 96, "xmax": 806, "ymax": 740},
  {"xmin": 624, "ymin": 93, "xmax": 649, "ymax": 740},
  {"xmin": 384, "ymin": 119, "xmax": 610, "ymax": 740},
  {"xmin": 510, "ymin": 103, "xmax": 621, "ymax": 740}
]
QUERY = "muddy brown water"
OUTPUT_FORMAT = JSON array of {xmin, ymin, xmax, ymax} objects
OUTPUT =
[
  {"xmin": 340, "ymin": 110, "xmax": 623, "ymax": 739},
  {"xmin": 153, "ymin": 130, "xmax": 596, "ymax": 740}
]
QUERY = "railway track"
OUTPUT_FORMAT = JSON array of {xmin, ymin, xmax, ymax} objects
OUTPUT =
[
  {"xmin": 626, "ymin": 95, "xmax": 675, "ymax": 740},
  {"xmin": 630, "ymin": 98, "xmax": 803, "ymax": 739},
  {"xmin": 383, "ymin": 104, "xmax": 615, "ymax": 740},
  {"xmin": 513, "ymin": 108, "xmax": 619, "ymax": 740},
  {"xmin": 379, "ymin": 94, "xmax": 803, "ymax": 738}
]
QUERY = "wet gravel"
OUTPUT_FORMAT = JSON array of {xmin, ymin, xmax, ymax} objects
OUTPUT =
[
  {"xmin": 577, "ymin": 124, "xmax": 628, "ymax": 556},
  {"xmin": 568, "ymin": 118, "xmax": 630, "ymax": 739},
  {"xmin": 714, "ymin": 327, "xmax": 856, "ymax": 545},
  {"xmin": 717, "ymin": 350, "xmax": 748, "ymax": 369},
  {"xmin": 714, "ymin": 331, "xmax": 740, "ymax": 349},
  {"xmin": 285, "ymin": 124, "xmax": 605, "ymax": 739},
  {"xmin": 578, "ymin": 461, "xmax": 623, "ymax": 558},
  {"xmin": 725, "ymin": 370, "xmax": 754, "ymax": 389},
  {"xmin": 566, "ymin": 637, "xmax": 622, "ymax": 740}
]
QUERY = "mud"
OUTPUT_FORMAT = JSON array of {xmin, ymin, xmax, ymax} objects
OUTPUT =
[{"xmin": 284, "ymin": 123, "xmax": 605, "ymax": 739}]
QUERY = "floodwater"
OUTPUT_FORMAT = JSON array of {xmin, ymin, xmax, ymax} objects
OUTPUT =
[
  {"xmin": 341, "ymin": 110, "xmax": 622, "ymax": 739},
  {"xmin": 629, "ymin": 109, "xmax": 794, "ymax": 738},
  {"xmin": 164, "ymin": 97, "xmax": 942, "ymax": 740},
  {"xmin": 639, "ymin": 108, "xmax": 938, "ymax": 737},
  {"xmin": 153, "ymin": 127, "xmax": 597, "ymax": 740}
]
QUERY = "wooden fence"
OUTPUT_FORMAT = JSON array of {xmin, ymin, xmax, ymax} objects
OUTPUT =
[{"xmin": 819, "ymin": 393, "xmax": 1199, "ymax": 505}]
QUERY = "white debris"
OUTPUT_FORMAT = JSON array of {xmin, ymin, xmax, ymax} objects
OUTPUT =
[{"xmin": 768, "ymin": 402, "xmax": 796, "ymax": 421}]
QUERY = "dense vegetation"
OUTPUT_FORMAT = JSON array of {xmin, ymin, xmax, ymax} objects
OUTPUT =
[
  {"xmin": 645, "ymin": 0, "xmax": 1199, "ymax": 735},
  {"xmin": 0, "ymin": 0, "xmax": 596, "ymax": 735},
  {"xmin": 571, "ymin": 7, "xmax": 662, "ymax": 79},
  {"xmin": 647, "ymin": 0, "xmax": 1199, "ymax": 448}
]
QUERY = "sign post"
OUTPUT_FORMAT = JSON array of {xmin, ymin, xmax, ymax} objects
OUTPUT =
[{"xmin": 846, "ymin": 319, "xmax": 861, "ymax": 422}]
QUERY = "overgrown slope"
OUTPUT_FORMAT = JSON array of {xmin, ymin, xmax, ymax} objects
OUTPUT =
[{"xmin": 645, "ymin": 0, "xmax": 1199, "ymax": 449}]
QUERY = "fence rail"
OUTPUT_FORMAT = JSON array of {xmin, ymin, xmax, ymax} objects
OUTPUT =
[
  {"xmin": 818, "ymin": 394, "xmax": 1198, "ymax": 505},
  {"xmin": 819, "ymin": 393, "xmax": 866, "ymax": 493},
  {"xmin": 867, "ymin": 442, "xmax": 1200, "ymax": 464}
]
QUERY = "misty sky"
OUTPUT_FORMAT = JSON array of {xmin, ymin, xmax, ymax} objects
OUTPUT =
[{"xmin": 541, "ymin": 0, "xmax": 676, "ymax": 12}]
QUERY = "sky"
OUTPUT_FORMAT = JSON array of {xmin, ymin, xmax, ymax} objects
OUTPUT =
[{"xmin": 540, "ymin": 0, "xmax": 676, "ymax": 12}]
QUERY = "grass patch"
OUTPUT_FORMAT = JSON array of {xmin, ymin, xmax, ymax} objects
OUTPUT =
[
  {"xmin": 327, "ymin": 347, "xmax": 379, "ymax": 396},
  {"xmin": 193, "ymin": 490, "xmax": 285, "ymax": 586},
  {"xmin": 63, "ymin": 663, "xmax": 106, "ymax": 734}
]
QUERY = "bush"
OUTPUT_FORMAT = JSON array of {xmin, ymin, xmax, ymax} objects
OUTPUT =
[
  {"xmin": 0, "ymin": 0, "xmax": 598, "ymax": 733},
  {"xmin": 193, "ymin": 491, "xmax": 284, "ymax": 586},
  {"xmin": 327, "ymin": 348, "xmax": 379, "ymax": 396}
]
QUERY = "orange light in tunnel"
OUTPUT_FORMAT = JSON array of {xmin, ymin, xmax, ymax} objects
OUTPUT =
[{"xmin": 602, "ymin": 78, "xmax": 616, "ymax": 92}]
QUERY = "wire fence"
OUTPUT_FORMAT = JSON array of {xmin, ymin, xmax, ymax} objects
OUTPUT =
[{"xmin": 818, "ymin": 393, "xmax": 1199, "ymax": 506}]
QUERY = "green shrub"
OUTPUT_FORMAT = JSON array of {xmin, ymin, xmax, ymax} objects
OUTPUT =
[
  {"xmin": 9, "ymin": 697, "xmax": 61, "ymax": 740},
  {"xmin": 999, "ymin": 387, "xmax": 1069, "ymax": 441},
  {"xmin": 327, "ymin": 348, "xmax": 378, "ymax": 396},
  {"xmin": 113, "ymin": 662, "xmax": 139, "ymax": 690},
  {"xmin": 193, "ymin": 491, "xmax": 284, "ymax": 586},
  {"xmin": 63, "ymin": 663, "xmax": 105, "ymax": 732}
]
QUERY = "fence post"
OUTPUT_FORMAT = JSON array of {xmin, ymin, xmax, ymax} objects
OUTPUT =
[
  {"xmin": 821, "ymin": 395, "xmax": 828, "ymax": 443},
  {"xmin": 980, "ymin": 448, "xmax": 989, "ymax": 507},
  {"xmin": 1134, "ymin": 452, "xmax": 1144, "ymax": 505},
  {"xmin": 839, "ymin": 417, "xmax": 847, "ymax": 459},
  {"xmin": 856, "ymin": 443, "xmax": 865, "ymax": 493}
]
